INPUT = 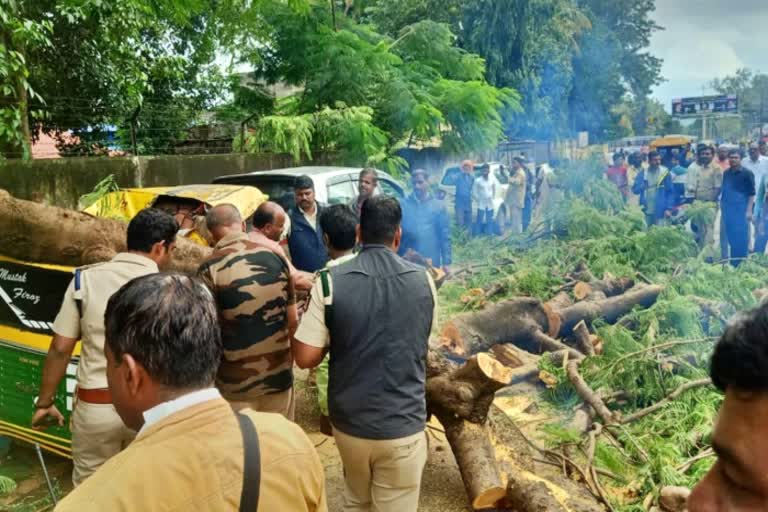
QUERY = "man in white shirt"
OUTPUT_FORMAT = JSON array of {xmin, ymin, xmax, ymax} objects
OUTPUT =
[
  {"xmin": 742, "ymin": 143, "xmax": 768, "ymax": 193},
  {"xmin": 740, "ymin": 143, "xmax": 768, "ymax": 251},
  {"xmin": 471, "ymin": 164, "xmax": 497, "ymax": 236}
]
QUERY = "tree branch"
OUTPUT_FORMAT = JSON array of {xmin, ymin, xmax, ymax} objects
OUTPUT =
[
  {"xmin": 566, "ymin": 359, "xmax": 615, "ymax": 424},
  {"xmin": 621, "ymin": 378, "xmax": 712, "ymax": 424}
]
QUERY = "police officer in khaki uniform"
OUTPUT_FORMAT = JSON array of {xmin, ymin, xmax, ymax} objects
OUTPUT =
[{"xmin": 31, "ymin": 208, "xmax": 178, "ymax": 486}]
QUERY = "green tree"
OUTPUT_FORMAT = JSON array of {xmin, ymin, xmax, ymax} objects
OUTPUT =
[
  {"xmin": 569, "ymin": 0, "xmax": 663, "ymax": 141},
  {"xmin": 236, "ymin": 2, "xmax": 519, "ymax": 171},
  {"xmin": 1, "ymin": 0, "xmax": 310, "ymax": 158},
  {"xmin": 711, "ymin": 68, "xmax": 768, "ymax": 138},
  {"xmin": 0, "ymin": 0, "xmax": 52, "ymax": 159}
]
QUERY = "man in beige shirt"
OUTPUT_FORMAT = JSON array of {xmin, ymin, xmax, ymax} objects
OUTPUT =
[
  {"xmin": 505, "ymin": 157, "xmax": 527, "ymax": 234},
  {"xmin": 55, "ymin": 272, "xmax": 326, "ymax": 511},
  {"xmin": 686, "ymin": 144, "xmax": 723, "ymax": 249},
  {"xmin": 31, "ymin": 208, "xmax": 178, "ymax": 486}
]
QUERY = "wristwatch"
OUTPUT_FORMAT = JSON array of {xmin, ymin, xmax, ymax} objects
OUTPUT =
[{"xmin": 34, "ymin": 396, "xmax": 55, "ymax": 409}]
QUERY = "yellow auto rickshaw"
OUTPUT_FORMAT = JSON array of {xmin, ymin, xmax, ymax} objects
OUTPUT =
[{"xmin": 0, "ymin": 184, "xmax": 266, "ymax": 457}]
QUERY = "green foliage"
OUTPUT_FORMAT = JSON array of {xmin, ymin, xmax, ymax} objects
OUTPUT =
[
  {"xmin": 711, "ymin": 68, "xmax": 768, "ymax": 137},
  {"xmin": 685, "ymin": 201, "xmax": 717, "ymax": 228},
  {"xmin": 252, "ymin": 2, "xmax": 520, "ymax": 159},
  {"xmin": 0, "ymin": 0, "xmax": 52, "ymax": 159},
  {"xmin": 0, "ymin": 474, "xmax": 17, "ymax": 496},
  {"xmin": 439, "ymin": 159, "xmax": 768, "ymax": 508}
]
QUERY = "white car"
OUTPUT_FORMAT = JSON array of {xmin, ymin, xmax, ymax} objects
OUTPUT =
[
  {"xmin": 212, "ymin": 166, "xmax": 406, "ymax": 211},
  {"xmin": 438, "ymin": 162, "xmax": 510, "ymax": 230}
]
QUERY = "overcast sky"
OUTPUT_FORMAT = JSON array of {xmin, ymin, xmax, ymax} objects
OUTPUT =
[{"xmin": 649, "ymin": 0, "xmax": 768, "ymax": 111}]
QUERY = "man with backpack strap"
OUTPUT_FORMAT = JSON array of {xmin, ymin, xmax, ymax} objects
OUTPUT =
[{"xmin": 55, "ymin": 273, "xmax": 326, "ymax": 511}]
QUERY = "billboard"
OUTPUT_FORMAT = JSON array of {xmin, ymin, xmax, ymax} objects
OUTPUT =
[{"xmin": 672, "ymin": 95, "xmax": 738, "ymax": 117}]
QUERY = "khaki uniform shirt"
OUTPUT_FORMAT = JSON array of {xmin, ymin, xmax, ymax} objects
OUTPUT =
[
  {"xmin": 54, "ymin": 398, "xmax": 327, "ymax": 512},
  {"xmin": 505, "ymin": 170, "xmax": 527, "ymax": 208},
  {"xmin": 198, "ymin": 232, "xmax": 295, "ymax": 400},
  {"xmin": 686, "ymin": 162, "xmax": 723, "ymax": 202},
  {"xmin": 52, "ymin": 253, "xmax": 158, "ymax": 389}
]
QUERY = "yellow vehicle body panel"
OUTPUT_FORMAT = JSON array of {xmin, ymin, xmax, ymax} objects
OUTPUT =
[
  {"xmin": 1, "ymin": 183, "xmax": 266, "ymax": 457},
  {"xmin": 83, "ymin": 184, "xmax": 268, "ymax": 220},
  {"xmin": 650, "ymin": 135, "xmax": 695, "ymax": 148}
]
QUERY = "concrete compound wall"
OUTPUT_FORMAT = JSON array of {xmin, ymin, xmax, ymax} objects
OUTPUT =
[{"xmin": 0, "ymin": 153, "xmax": 337, "ymax": 209}]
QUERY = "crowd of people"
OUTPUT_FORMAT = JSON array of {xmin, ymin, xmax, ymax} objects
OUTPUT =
[
  {"xmin": 28, "ymin": 160, "xmax": 762, "ymax": 511},
  {"xmin": 606, "ymin": 140, "xmax": 768, "ymax": 266}
]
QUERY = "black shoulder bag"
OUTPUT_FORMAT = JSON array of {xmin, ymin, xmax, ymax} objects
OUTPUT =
[{"xmin": 236, "ymin": 413, "xmax": 261, "ymax": 512}]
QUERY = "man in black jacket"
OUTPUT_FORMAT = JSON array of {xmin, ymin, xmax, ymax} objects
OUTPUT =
[{"xmin": 292, "ymin": 196, "xmax": 437, "ymax": 512}]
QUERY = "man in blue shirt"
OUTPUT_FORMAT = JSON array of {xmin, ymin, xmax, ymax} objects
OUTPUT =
[
  {"xmin": 287, "ymin": 175, "xmax": 328, "ymax": 272},
  {"xmin": 454, "ymin": 160, "xmax": 475, "ymax": 229},
  {"xmin": 721, "ymin": 149, "xmax": 756, "ymax": 266},
  {"xmin": 400, "ymin": 169, "xmax": 452, "ymax": 273}
]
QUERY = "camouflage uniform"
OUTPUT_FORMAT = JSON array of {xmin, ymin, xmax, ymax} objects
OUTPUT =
[{"xmin": 198, "ymin": 232, "xmax": 295, "ymax": 418}]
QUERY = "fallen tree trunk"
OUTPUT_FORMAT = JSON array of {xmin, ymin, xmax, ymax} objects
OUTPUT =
[
  {"xmin": 439, "ymin": 285, "xmax": 662, "ymax": 359},
  {"xmin": 0, "ymin": 189, "xmax": 210, "ymax": 273},
  {"xmin": 426, "ymin": 351, "xmax": 601, "ymax": 511},
  {"xmin": 551, "ymin": 285, "xmax": 664, "ymax": 338},
  {"xmin": 426, "ymin": 352, "xmax": 512, "ymax": 508},
  {"xmin": 573, "ymin": 274, "xmax": 635, "ymax": 301},
  {"xmin": 438, "ymin": 297, "xmax": 557, "ymax": 356}
]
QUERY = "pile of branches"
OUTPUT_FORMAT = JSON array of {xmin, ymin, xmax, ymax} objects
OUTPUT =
[{"xmin": 439, "ymin": 168, "xmax": 768, "ymax": 511}]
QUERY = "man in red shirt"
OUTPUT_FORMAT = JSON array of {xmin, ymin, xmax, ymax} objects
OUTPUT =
[{"xmin": 605, "ymin": 153, "xmax": 629, "ymax": 199}]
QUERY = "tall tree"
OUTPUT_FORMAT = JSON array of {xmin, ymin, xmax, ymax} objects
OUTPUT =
[
  {"xmin": 569, "ymin": 0, "xmax": 663, "ymax": 141},
  {"xmin": 1, "ymin": 0, "xmax": 311, "ymax": 158},
  {"xmin": 0, "ymin": 0, "xmax": 52, "ymax": 159},
  {"xmin": 711, "ymin": 68, "xmax": 768, "ymax": 138},
  {"xmin": 239, "ymin": 2, "xmax": 519, "ymax": 172}
]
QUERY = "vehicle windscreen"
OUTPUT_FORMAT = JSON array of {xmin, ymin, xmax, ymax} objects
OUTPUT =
[{"xmin": 215, "ymin": 176, "xmax": 296, "ymax": 211}]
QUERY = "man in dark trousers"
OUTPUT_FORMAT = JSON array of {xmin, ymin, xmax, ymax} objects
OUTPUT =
[
  {"xmin": 721, "ymin": 148, "xmax": 756, "ymax": 266},
  {"xmin": 287, "ymin": 175, "xmax": 328, "ymax": 272},
  {"xmin": 454, "ymin": 160, "xmax": 475, "ymax": 229},
  {"xmin": 292, "ymin": 196, "xmax": 437, "ymax": 512}
]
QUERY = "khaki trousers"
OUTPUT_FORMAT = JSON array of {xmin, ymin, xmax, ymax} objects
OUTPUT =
[
  {"xmin": 509, "ymin": 206, "xmax": 523, "ymax": 234},
  {"xmin": 228, "ymin": 387, "xmax": 295, "ymax": 421},
  {"xmin": 333, "ymin": 427, "xmax": 428, "ymax": 512},
  {"xmin": 70, "ymin": 401, "xmax": 135, "ymax": 487}
]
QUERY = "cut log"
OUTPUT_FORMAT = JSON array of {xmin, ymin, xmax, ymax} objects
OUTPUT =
[
  {"xmin": 427, "ymin": 352, "xmax": 512, "ymax": 425},
  {"xmin": 426, "ymin": 352, "xmax": 512, "ymax": 509},
  {"xmin": 0, "ymin": 189, "xmax": 210, "ymax": 273},
  {"xmin": 553, "ymin": 285, "xmax": 663, "ymax": 337},
  {"xmin": 490, "ymin": 344, "xmax": 539, "ymax": 368},
  {"xmin": 426, "ymin": 351, "xmax": 601, "ymax": 511},
  {"xmin": 548, "ymin": 291, "xmax": 573, "ymax": 310},
  {"xmin": 573, "ymin": 275, "xmax": 635, "ymax": 301},
  {"xmin": 440, "ymin": 285, "xmax": 661, "ymax": 360},
  {"xmin": 439, "ymin": 297, "xmax": 553, "ymax": 356},
  {"xmin": 571, "ymin": 320, "xmax": 596, "ymax": 357}
]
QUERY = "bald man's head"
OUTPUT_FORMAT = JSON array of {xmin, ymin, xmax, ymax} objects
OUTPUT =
[
  {"xmin": 252, "ymin": 201, "xmax": 287, "ymax": 242},
  {"xmin": 205, "ymin": 204, "xmax": 244, "ymax": 242}
]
